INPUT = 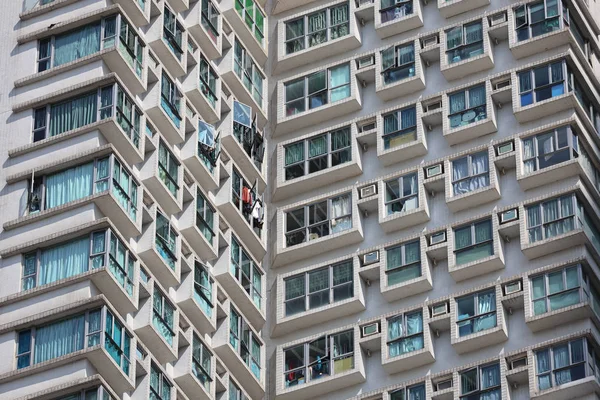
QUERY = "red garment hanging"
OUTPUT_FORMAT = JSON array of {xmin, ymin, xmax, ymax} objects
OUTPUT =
[{"xmin": 242, "ymin": 187, "xmax": 251, "ymax": 204}]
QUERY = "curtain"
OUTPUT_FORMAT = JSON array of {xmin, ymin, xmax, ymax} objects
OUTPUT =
[
  {"xmin": 408, "ymin": 385, "xmax": 426, "ymax": 400},
  {"xmin": 449, "ymin": 91, "xmax": 466, "ymax": 114},
  {"xmin": 446, "ymin": 27, "xmax": 463, "ymax": 49},
  {"xmin": 470, "ymin": 152, "xmax": 489, "ymax": 191},
  {"xmin": 550, "ymin": 62, "xmax": 564, "ymax": 83},
  {"xmin": 553, "ymin": 344, "xmax": 572, "ymax": 385},
  {"xmin": 454, "ymin": 226, "xmax": 472, "ymax": 249},
  {"xmin": 465, "ymin": 22, "xmax": 483, "ymax": 43},
  {"xmin": 45, "ymin": 162, "xmax": 94, "ymax": 208},
  {"xmin": 452, "ymin": 156, "xmax": 469, "ymax": 194},
  {"xmin": 399, "ymin": 44, "xmax": 415, "ymax": 65},
  {"xmin": 34, "ymin": 315, "xmax": 85, "ymax": 364},
  {"xmin": 54, "ymin": 23, "xmax": 101, "ymax": 67},
  {"xmin": 537, "ymin": 349, "xmax": 552, "ymax": 389},
  {"xmin": 406, "ymin": 312, "xmax": 422, "ymax": 335},
  {"xmin": 519, "ymin": 71, "xmax": 532, "ymax": 93},
  {"xmin": 475, "ymin": 220, "xmax": 492, "ymax": 243},
  {"xmin": 405, "ymin": 241, "xmax": 420, "ymax": 263},
  {"xmin": 474, "ymin": 291, "xmax": 496, "ymax": 332},
  {"xmin": 527, "ymin": 205, "xmax": 542, "ymax": 242},
  {"xmin": 388, "ymin": 317, "xmax": 403, "ymax": 341},
  {"xmin": 381, "ymin": 47, "xmax": 395, "ymax": 71},
  {"xmin": 308, "ymin": 11, "xmax": 326, "ymax": 46},
  {"xmin": 39, "ymin": 237, "xmax": 90, "ymax": 285},
  {"xmin": 401, "ymin": 107, "xmax": 416, "ymax": 129},
  {"xmin": 481, "ymin": 364, "xmax": 500, "ymax": 389},
  {"xmin": 469, "ymin": 85, "xmax": 486, "ymax": 107},
  {"xmin": 100, "ymin": 86, "xmax": 113, "ymax": 120},
  {"xmin": 383, "ymin": 113, "xmax": 398, "ymax": 135},
  {"xmin": 331, "ymin": 195, "xmax": 351, "ymax": 217},
  {"xmin": 330, "ymin": 64, "xmax": 350, "ymax": 102},
  {"xmin": 252, "ymin": 268, "xmax": 262, "ymax": 306},
  {"xmin": 309, "ymin": 135, "xmax": 327, "ymax": 158},
  {"xmin": 331, "ymin": 128, "xmax": 350, "ymax": 150},
  {"xmin": 523, "ymin": 138, "xmax": 536, "ymax": 173},
  {"xmin": 49, "ymin": 92, "xmax": 97, "ymax": 137}
]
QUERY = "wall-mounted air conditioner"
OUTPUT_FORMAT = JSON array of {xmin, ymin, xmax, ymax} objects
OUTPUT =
[
  {"xmin": 363, "ymin": 251, "xmax": 380, "ymax": 266},
  {"xmin": 425, "ymin": 101, "xmax": 442, "ymax": 112},
  {"xmin": 357, "ymin": 55, "xmax": 375, "ymax": 69},
  {"xmin": 361, "ymin": 322, "xmax": 380, "ymax": 337},
  {"xmin": 496, "ymin": 140, "xmax": 514, "ymax": 156},
  {"xmin": 425, "ymin": 163, "xmax": 443, "ymax": 178},
  {"xmin": 500, "ymin": 208, "xmax": 518, "ymax": 224},
  {"xmin": 490, "ymin": 12, "xmax": 507, "ymax": 26},
  {"xmin": 360, "ymin": 184, "xmax": 377, "ymax": 199},
  {"xmin": 504, "ymin": 280, "xmax": 522, "ymax": 296},
  {"xmin": 436, "ymin": 379, "xmax": 453, "ymax": 391},
  {"xmin": 429, "ymin": 231, "xmax": 447, "ymax": 246},
  {"xmin": 431, "ymin": 302, "xmax": 449, "ymax": 317}
]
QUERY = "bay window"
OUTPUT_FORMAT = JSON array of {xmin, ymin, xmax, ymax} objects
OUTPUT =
[
  {"xmin": 231, "ymin": 236, "xmax": 263, "ymax": 309},
  {"xmin": 385, "ymin": 240, "xmax": 421, "ymax": 286},
  {"xmin": 387, "ymin": 311, "xmax": 424, "ymax": 357},
  {"xmin": 285, "ymin": 193, "xmax": 352, "ymax": 247},
  {"xmin": 192, "ymin": 334, "xmax": 212, "ymax": 391},
  {"xmin": 518, "ymin": 60, "xmax": 568, "ymax": 107},
  {"xmin": 229, "ymin": 380, "xmax": 248, "ymax": 400},
  {"xmin": 459, "ymin": 363, "xmax": 501, "ymax": 400},
  {"xmin": 199, "ymin": 55, "xmax": 218, "ymax": 108},
  {"xmin": 229, "ymin": 307, "xmax": 262, "ymax": 379},
  {"xmin": 196, "ymin": 190, "xmax": 215, "ymax": 244},
  {"xmin": 389, "ymin": 384, "xmax": 426, "ymax": 400},
  {"xmin": 380, "ymin": 0, "xmax": 413, "ymax": 23},
  {"xmin": 284, "ymin": 2, "xmax": 350, "ymax": 55},
  {"xmin": 381, "ymin": 43, "xmax": 415, "ymax": 85},
  {"xmin": 448, "ymin": 84, "xmax": 487, "ymax": 129},
  {"xmin": 194, "ymin": 262, "xmax": 214, "ymax": 317},
  {"xmin": 163, "ymin": 7, "xmax": 184, "ymax": 60},
  {"xmin": 118, "ymin": 16, "xmax": 144, "ymax": 77},
  {"xmin": 526, "ymin": 193, "xmax": 576, "ymax": 243},
  {"xmin": 284, "ymin": 330, "xmax": 354, "ymax": 387},
  {"xmin": 232, "ymin": 168, "xmax": 264, "ymax": 237},
  {"xmin": 150, "ymin": 363, "xmax": 173, "ymax": 400},
  {"xmin": 515, "ymin": 0, "xmax": 566, "ymax": 42},
  {"xmin": 284, "ymin": 127, "xmax": 351, "ymax": 180},
  {"xmin": 17, "ymin": 307, "xmax": 131, "ymax": 375},
  {"xmin": 454, "ymin": 219, "xmax": 494, "ymax": 265},
  {"xmin": 284, "ymin": 63, "xmax": 351, "ymax": 116},
  {"xmin": 446, "ymin": 21, "xmax": 484, "ymax": 64},
  {"xmin": 153, "ymin": 287, "xmax": 176, "ymax": 346},
  {"xmin": 235, "ymin": 0, "xmax": 265, "ymax": 45},
  {"xmin": 522, "ymin": 126, "xmax": 578, "ymax": 173},
  {"xmin": 161, "ymin": 73, "xmax": 182, "ymax": 128},
  {"xmin": 158, "ymin": 140, "xmax": 180, "ymax": 197},
  {"xmin": 155, "ymin": 211, "xmax": 178, "ymax": 270},
  {"xmin": 234, "ymin": 39, "xmax": 264, "ymax": 106},
  {"xmin": 382, "ymin": 106, "xmax": 417, "ymax": 150},
  {"xmin": 284, "ymin": 260, "xmax": 353, "ymax": 316},
  {"xmin": 201, "ymin": 0, "xmax": 220, "ymax": 43},
  {"xmin": 233, "ymin": 101, "xmax": 265, "ymax": 171},
  {"xmin": 535, "ymin": 338, "xmax": 599, "ymax": 390},
  {"xmin": 456, "ymin": 289, "xmax": 497, "ymax": 337},
  {"xmin": 385, "ymin": 173, "xmax": 418, "ymax": 216},
  {"xmin": 452, "ymin": 152, "xmax": 489, "ymax": 196}
]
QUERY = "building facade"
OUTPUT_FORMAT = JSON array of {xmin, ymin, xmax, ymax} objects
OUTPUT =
[{"xmin": 0, "ymin": 0, "xmax": 599, "ymax": 400}]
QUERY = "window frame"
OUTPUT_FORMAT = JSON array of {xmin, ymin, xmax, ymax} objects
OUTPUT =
[
  {"xmin": 514, "ymin": 0, "xmax": 568, "ymax": 42},
  {"xmin": 152, "ymin": 286, "xmax": 176, "ymax": 344},
  {"xmin": 518, "ymin": 60, "xmax": 568, "ymax": 107},
  {"xmin": 235, "ymin": 0, "xmax": 266, "ymax": 45},
  {"xmin": 150, "ymin": 362, "xmax": 173, "ymax": 400},
  {"xmin": 192, "ymin": 333, "xmax": 213, "ymax": 391},
  {"xmin": 234, "ymin": 39, "xmax": 264, "ymax": 106},
  {"xmin": 382, "ymin": 105, "xmax": 418, "ymax": 150},
  {"xmin": 530, "ymin": 263, "xmax": 592, "ymax": 316},
  {"xmin": 456, "ymin": 288, "xmax": 497, "ymax": 337},
  {"xmin": 451, "ymin": 151, "xmax": 490, "ymax": 196},
  {"xmin": 453, "ymin": 218, "xmax": 494, "ymax": 264},
  {"xmin": 445, "ymin": 21, "xmax": 484, "ymax": 64},
  {"xmin": 534, "ymin": 337, "xmax": 595, "ymax": 391},
  {"xmin": 229, "ymin": 306, "xmax": 262, "ymax": 379},
  {"xmin": 163, "ymin": 6, "xmax": 185, "ymax": 60},
  {"xmin": 379, "ymin": 0, "xmax": 414, "ymax": 24},
  {"xmin": 526, "ymin": 193, "xmax": 577, "ymax": 243},
  {"xmin": 196, "ymin": 189, "xmax": 216, "ymax": 244},
  {"xmin": 194, "ymin": 261, "xmax": 214, "ymax": 316},
  {"xmin": 158, "ymin": 140, "xmax": 180, "ymax": 197},
  {"xmin": 386, "ymin": 310, "xmax": 424, "ymax": 357},
  {"xmin": 459, "ymin": 362, "xmax": 501, "ymax": 399},
  {"xmin": 447, "ymin": 84, "xmax": 487, "ymax": 129},
  {"xmin": 231, "ymin": 235, "xmax": 263, "ymax": 309},
  {"xmin": 199, "ymin": 55, "xmax": 219, "ymax": 108},
  {"xmin": 201, "ymin": 0, "xmax": 220, "ymax": 43},
  {"xmin": 385, "ymin": 239, "xmax": 421, "ymax": 286},
  {"xmin": 522, "ymin": 125, "xmax": 578, "ymax": 173},
  {"xmin": 381, "ymin": 42, "xmax": 416, "ymax": 85},
  {"xmin": 231, "ymin": 167, "xmax": 264, "ymax": 237},
  {"xmin": 384, "ymin": 172, "xmax": 419, "ymax": 215}
]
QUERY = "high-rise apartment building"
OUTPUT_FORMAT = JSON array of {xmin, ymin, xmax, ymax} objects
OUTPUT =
[{"xmin": 0, "ymin": 0, "xmax": 599, "ymax": 399}]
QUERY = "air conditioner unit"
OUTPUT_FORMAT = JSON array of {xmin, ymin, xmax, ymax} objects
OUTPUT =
[
  {"xmin": 436, "ymin": 379, "xmax": 453, "ymax": 391},
  {"xmin": 490, "ymin": 12, "xmax": 507, "ymax": 26},
  {"xmin": 360, "ymin": 121, "xmax": 376, "ymax": 132},
  {"xmin": 425, "ymin": 101, "xmax": 442, "ymax": 112},
  {"xmin": 357, "ymin": 55, "xmax": 375, "ymax": 69},
  {"xmin": 422, "ymin": 35, "xmax": 439, "ymax": 47},
  {"xmin": 361, "ymin": 322, "xmax": 380, "ymax": 337},
  {"xmin": 504, "ymin": 280, "xmax": 522, "ymax": 295},
  {"xmin": 496, "ymin": 141, "xmax": 514, "ymax": 156},
  {"xmin": 360, "ymin": 184, "xmax": 377, "ymax": 199},
  {"xmin": 494, "ymin": 79, "xmax": 511, "ymax": 90},
  {"xmin": 425, "ymin": 164, "xmax": 443, "ymax": 178},
  {"xmin": 500, "ymin": 208, "xmax": 518, "ymax": 224},
  {"xmin": 363, "ymin": 251, "xmax": 380, "ymax": 266},
  {"xmin": 510, "ymin": 356, "xmax": 527, "ymax": 369},
  {"xmin": 431, "ymin": 302, "xmax": 448, "ymax": 317},
  {"xmin": 429, "ymin": 231, "xmax": 446, "ymax": 245}
]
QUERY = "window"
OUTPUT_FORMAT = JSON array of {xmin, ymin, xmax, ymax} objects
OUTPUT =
[
  {"xmin": 192, "ymin": 334, "xmax": 212, "ymax": 391},
  {"xmin": 235, "ymin": 0, "xmax": 265, "ymax": 45},
  {"xmin": 518, "ymin": 60, "xmax": 566, "ymax": 107},
  {"xmin": 153, "ymin": 287, "xmax": 176, "ymax": 346},
  {"xmin": 234, "ymin": 39, "xmax": 264, "ymax": 106},
  {"xmin": 459, "ymin": 363, "xmax": 501, "ymax": 400},
  {"xmin": 112, "ymin": 157, "xmax": 139, "ymax": 220},
  {"xmin": 285, "ymin": 193, "xmax": 352, "ymax": 247},
  {"xmin": 387, "ymin": 311, "xmax": 424, "ymax": 357},
  {"xmin": 284, "ymin": 127, "xmax": 351, "ymax": 180},
  {"xmin": 535, "ymin": 338, "xmax": 597, "ymax": 390},
  {"xmin": 51, "ymin": 386, "xmax": 114, "ymax": 400},
  {"xmin": 229, "ymin": 380, "xmax": 248, "ymax": 400},
  {"xmin": 150, "ymin": 363, "xmax": 173, "ymax": 400},
  {"xmin": 515, "ymin": 0, "xmax": 567, "ymax": 42},
  {"xmin": 448, "ymin": 84, "xmax": 487, "ymax": 129},
  {"xmin": 523, "ymin": 126, "xmax": 578, "ymax": 173},
  {"xmin": 381, "ymin": 43, "xmax": 415, "ymax": 85},
  {"xmin": 158, "ymin": 141, "xmax": 180, "ymax": 197},
  {"xmin": 380, "ymin": 0, "xmax": 414, "ymax": 23},
  {"xmin": 196, "ymin": 190, "xmax": 215, "ymax": 244},
  {"xmin": 115, "ymin": 86, "xmax": 142, "ymax": 148},
  {"xmin": 385, "ymin": 240, "xmax": 421, "ymax": 286},
  {"xmin": 526, "ymin": 194, "xmax": 576, "ymax": 243},
  {"xmin": 389, "ymin": 384, "xmax": 426, "ymax": 400},
  {"xmin": 456, "ymin": 289, "xmax": 497, "ymax": 337},
  {"xmin": 454, "ymin": 219, "xmax": 494, "ymax": 265},
  {"xmin": 201, "ymin": 0, "xmax": 220, "ymax": 43},
  {"xmin": 285, "ymin": 2, "xmax": 350, "ymax": 54},
  {"xmin": 385, "ymin": 173, "xmax": 418, "ymax": 216},
  {"xmin": 231, "ymin": 168, "xmax": 264, "ymax": 237},
  {"xmin": 17, "ymin": 308, "xmax": 131, "ymax": 376},
  {"xmin": 284, "ymin": 330, "xmax": 354, "ymax": 387},
  {"xmin": 446, "ymin": 21, "xmax": 484, "ymax": 64},
  {"xmin": 163, "ymin": 7, "xmax": 184, "ymax": 60},
  {"xmin": 118, "ymin": 14, "xmax": 144, "ymax": 78},
  {"xmin": 285, "ymin": 63, "xmax": 351, "ymax": 116},
  {"xmin": 197, "ymin": 121, "xmax": 220, "ymax": 173},
  {"xmin": 194, "ymin": 262, "xmax": 214, "ymax": 317},
  {"xmin": 232, "ymin": 101, "xmax": 265, "ymax": 171},
  {"xmin": 229, "ymin": 307, "xmax": 261, "ymax": 379},
  {"xmin": 155, "ymin": 211, "xmax": 177, "ymax": 270},
  {"xmin": 452, "ymin": 152, "xmax": 490, "ymax": 196},
  {"xmin": 231, "ymin": 236, "xmax": 263, "ymax": 309},
  {"xmin": 160, "ymin": 73, "xmax": 182, "ymax": 128},
  {"xmin": 284, "ymin": 260, "xmax": 353, "ymax": 316},
  {"xmin": 382, "ymin": 106, "xmax": 417, "ymax": 150},
  {"xmin": 199, "ymin": 55, "xmax": 218, "ymax": 107}
]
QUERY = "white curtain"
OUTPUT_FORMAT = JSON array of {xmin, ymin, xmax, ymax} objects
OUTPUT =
[
  {"xmin": 474, "ymin": 291, "xmax": 496, "ymax": 332},
  {"xmin": 331, "ymin": 195, "xmax": 351, "ymax": 233},
  {"xmin": 329, "ymin": 64, "xmax": 350, "ymax": 102}
]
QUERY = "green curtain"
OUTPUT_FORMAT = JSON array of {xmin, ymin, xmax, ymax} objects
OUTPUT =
[
  {"xmin": 309, "ymin": 135, "xmax": 327, "ymax": 158},
  {"xmin": 285, "ymin": 142, "xmax": 304, "ymax": 166},
  {"xmin": 331, "ymin": 128, "xmax": 350, "ymax": 150},
  {"xmin": 49, "ymin": 92, "xmax": 97, "ymax": 137},
  {"xmin": 54, "ymin": 23, "xmax": 101, "ymax": 67}
]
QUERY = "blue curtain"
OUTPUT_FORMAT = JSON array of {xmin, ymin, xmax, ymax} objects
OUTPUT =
[
  {"xmin": 49, "ymin": 92, "xmax": 98, "ymax": 137},
  {"xmin": 329, "ymin": 64, "xmax": 350, "ymax": 102},
  {"xmin": 54, "ymin": 23, "xmax": 101, "ymax": 67},
  {"xmin": 39, "ymin": 237, "xmax": 90, "ymax": 285},
  {"xmin": 45, "ymin": 162, "xmax": 94, "ymax": 208},
  {"xmin": 34, "ymin": 315, "xmax": 85, "ymax": 364}
]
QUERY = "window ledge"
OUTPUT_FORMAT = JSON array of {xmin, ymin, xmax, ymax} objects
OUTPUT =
[
  {"xmin": 513, "ymin": 92, "xmax": 576, "ymax": 124},
  {"xmin": 19, "ymin": 0, "xmax": 80, "ymax": 20},
  {"xmin": 375, "ymin": 11, "xmax": 423, "ymax": 39},
  {"xmin": 376, "ymin": 73, "xmax": 426, "ymax": 102},
  {"xmin": 510, "ymin": 28, "xmax": 570, "ymax": 60},
  {"xmin": 531, "ymin": 375, "xmax": 599, "ymax": 400},
  {"xmin": 517, "ymin": 160, "xmax": 581, "ymax": 191},
  {"xmin": 437, "ymin": 0, "xmax": 490, "ymax": 19},
  {"xmin": 380, "ymin": 273, "xmax": 433, "ymax": 302},
  {"xmin": 451, "ymin": 325, "xmax": 507, "ymax": 354},
  {"xmin": 382, "ymin": 346, "xmax": 435, "ymax": 374},
  {"xmin": 441, "ymin": 52, "xmax": 494, "ymax": 81},
  {"xmin": 448, "ymin": 254, "xmax": 504, "ymax": 282},
  {"xmin": 521, "ymin": 229, "xmax": 586, "ymax": 260},
  {"xmin": 379, "ymin": 205, "xmax": 430, "ymax": 234},
  {"xmin": 446, "ymin": 184, "xmax": 501, "ymax": 213},
  {"xmin": 276, "ymin": 364, "xmax": 365, "ymax": 400},
  {"xmin": 525, "ymin": 302, "xmax": 594, "ymax": 332},
  {"xmin": 443, "ymin": 114, "xmax": 497, "ymax": 145}
]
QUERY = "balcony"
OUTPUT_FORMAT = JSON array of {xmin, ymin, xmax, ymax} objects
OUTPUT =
[
  {"xmin": 440, "ymin": 20, "xmax": 494, "ymax": 81},
  {"xmin": 438, "ymin": 0, "xmax": 490, "ymax": 19},
  {"xmin": 176, "ymin": 262, "xmax": 217, "ymax": 335},
  {"xmin": 378, "ymin": 170, "xmax": 430, "ymax": 233},
  {"xmin": 179, "ymin": 187, "xmax": 219, "ymax": 261},
  {"xmin": 113, "ymin": 0, "xmax": 151, "ymax": 26},
  {"xmin": 221, "ymin": 0, "xmax": 268, "ymax": 66},
  {"xmin": 376, "ymin": 40, "xmax": 426, "ymax": 102},
  {"xmin": 214, "ymin": 165, "xmax": 266, "ymax": 261},
  {"xmin": 374, "ymin": 0, "xmax": 424, "ymax": 39},
  {"xmin": 174, "ymin": 328, "xmax": 214, "ymax": 400},
  {"xmin": 219, "ymin": 101, "xmax": 266, "ymax": 193},
  {"xmin": 179, "ymin": 123, "xmax": 220, "ymax": 192},
  {"xmin": 139, "ymin": 142, "xmax": 183, "ymax": 216},
  {"xmin": 143, "ymin": 74, "xmax": 186, "ymax": 146},
  {"xmin": 183, "ymin": 61, "xmax": 221, "ymax": 124},
  {"xmin": 185, "ymin": 0, "xmax": 222, "ymax": 60}
]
